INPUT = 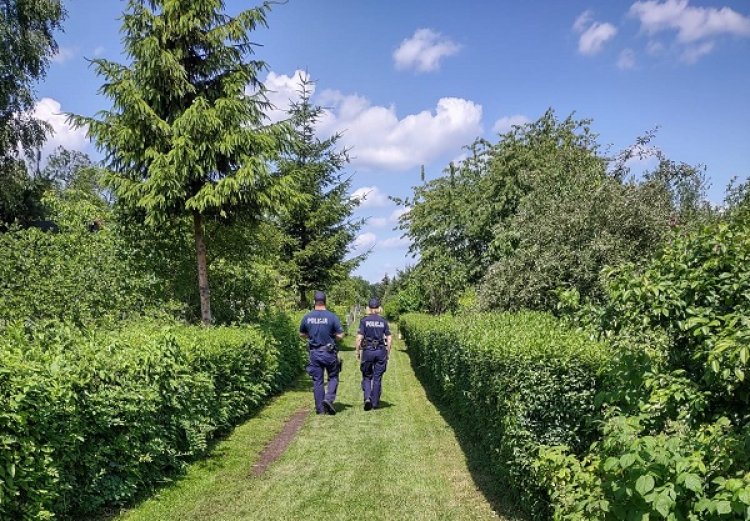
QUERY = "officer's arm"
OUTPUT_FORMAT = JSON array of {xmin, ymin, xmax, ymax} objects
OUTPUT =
[
  {"xmin": 355, "ymin": 333, "xmax": 363, "ymax": 360},
  {"xmin": 385, "ymin": 334, "xmax": 393, "ymax": 356}
]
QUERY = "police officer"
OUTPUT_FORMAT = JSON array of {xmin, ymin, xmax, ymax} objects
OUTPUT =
[
  {"xmin": 299, "ymin": 291, "xmax": 345, "ymax": 415},
  {"xmin": 355, "ymin": 298, "xmax": 392, "ymax": 411}
]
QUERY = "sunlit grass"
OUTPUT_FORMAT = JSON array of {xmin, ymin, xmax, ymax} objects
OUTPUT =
[{"xmin": 111, "ymin": 327, "xmax": 516, "ymax": 521}]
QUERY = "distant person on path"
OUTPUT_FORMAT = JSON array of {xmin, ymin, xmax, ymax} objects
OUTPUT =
[
  {"xmin": 355, "ymin": 298, "xmax": 392, "ymax": 411},
  {"xmin": 299, "ymin": 291, "xmax": 345, "ymax": 415}
]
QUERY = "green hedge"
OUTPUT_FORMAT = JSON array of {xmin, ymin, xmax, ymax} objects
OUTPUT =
[
  {"xmin": 400, "ymin": 312, "xmax": 610, "ymax": 517},
  {"xmin": 0, "ymin": 314, "xmax": 305, "ymax": 519}
]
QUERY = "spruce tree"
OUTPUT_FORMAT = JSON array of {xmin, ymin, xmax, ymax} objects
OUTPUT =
[
  {"xmin": 278, "ymin": 74, "xmax": 363, "ymax": 309},
  {"xmin": 71, "ymin": 0, "xmax": 288, "ymax": 324}
]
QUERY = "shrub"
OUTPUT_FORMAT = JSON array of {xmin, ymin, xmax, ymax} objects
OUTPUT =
[
  {"xmin": 538, "ymin": 213, "xmax": 750, "ymax": 520},
  {"xmin": 400, "ymin": 312, "xmax": 610, "ymax": 517},
  {"xmin": 0, "ymin": 316, "xmax": 305, "ymax": 519},
  {"xmin": 0, "ymin": 226, "xmax": 165, "ymax": 327}
]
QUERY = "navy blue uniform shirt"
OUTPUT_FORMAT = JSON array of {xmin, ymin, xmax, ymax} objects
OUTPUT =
[
  {"xmin": 358, "ymin": 314, "xmax": 391, "ymax": 348},
  {"xmin": 300, "ymin": 309, "xmax": 344, "ymax": 349}
]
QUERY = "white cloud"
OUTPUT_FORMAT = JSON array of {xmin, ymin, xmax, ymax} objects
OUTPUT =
[
  {"xmin": 393, "ymin": 28, "xmax": 461, "ymax": 73},
  {"xmin": 93, "ymin": 46, "xmax": 105, "ymax": 57},
  {"xmin": 630, "ymin": 0, "xmax": 750, "ymax": 43},
  {"xmin": 260, "ymin": 70, "xmax": 311, "ymax": 123},
  {"xmin": 681, "ymin": 41, "xmax": 715, "ymax": 63},
  {"xmin": 368, "ymin": 217, "xmax": 388, "ymax": 227},
  {"xmin": 379, "ymin": 236, "xmax": 411, "ymax": 249},
  {"xmin": 52, "ymin": 46, "xmax": 75, "ymax": 64},
  {"xmin": 573, "ymin": 11, "xmax": 618, "ymax": 55},
  {"xmin": 630, "ymin": 0, "xmax": 750, "ymax": 62},
  {"xmin": 352, "ymin": 232, "xmax": 377, "ymax": 252},
  {"xmin": 493, "ymin": 114, "xmax": 531, "ymax": 134},
  {"xmin": 32, "ymin": 97, "xmax": 89, "ymax": 156},
  {"xmin": 317, "ymin": 92, "xmax": 482, "ymax": 171},
  {"xmin": 647, "ymin": 40, "xmax": 666, "ymax": 54},
  {"xmin": 351, "ymin": 186, "xmax": 389, "ymax": 208},
  {"xmin": 617, "ymin": 48, "xmax": 637, "ymax": 69},
  {"xmin": 390, "ymin": 207, "xmax": 410, "ymax": 223}
]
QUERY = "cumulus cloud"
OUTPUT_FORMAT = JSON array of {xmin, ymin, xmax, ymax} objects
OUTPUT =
[
  {"xmin": 352, "ymin": 232, "xmax": 377, "ymax": 252},
  {"xmin": 317, "ymin": 91, "xmax": 482, "ymax": 171},
  {"xmin": 630, "ymin": 0, "xmax": 750, "ymax": 61},
  {"xmin": 617, "ymin": 48, "xmax": 637, "ymax": 69},
  {"xmin": 393, "ymin": 28, "xmax": 461, "ymax": 73},
  {"xmin": 259, "ymin": 70, "xmax": 311, "ymax": 123},
  {"xmin": 630, "ymin": 0, "xmax": 750, "ymax": 42},
  {"xmin": 573, "ymin": 11, "xmax": 618, "ymax": 55},
  {"xmin": 351, "ymin": 186, "xmax": 390, "ymax": 208},
  {"xmin": 32, "ymin": 97, "xmax": 89, "ymax": 156},
  {"xmin": 368, "ymin": 217, "xmax": 388, "ymax": 227},
  {"xmin": 379, "ymin": 236, "xmax": 411, "ymax": 249},
  {"xmin": 390, "ymin": 207, "xmax": 410, "ymax": 223},
  {"xmin": 493, "ymin": 114, "xmax": 531, "ymax": 134},
  {"xmin": 681, "ymin": 40, "xmax": 715, "ymax": 63}
]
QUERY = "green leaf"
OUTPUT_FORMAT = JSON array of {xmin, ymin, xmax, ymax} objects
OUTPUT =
[
  {"xmin": 620, "ymin": 453, "xmax": 637, "ymax": 469},
  {"xmin": 636, "ymin": 474, "xmax": 655, "ymax": 496},
  {"xmin": 654, "ymin": 493, "xmax": 673, "ymax": 517},
  {"xmin": 715, "ymin": 501, "xmax": 732, "ymax": 515},
  {"xmin": 681, "ymin": 473, "xmax": 702, "ymax": 493}
]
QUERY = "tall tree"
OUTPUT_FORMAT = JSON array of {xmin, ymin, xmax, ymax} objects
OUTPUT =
[
  {"xmin": 277, "ymin": 74, "xmax": 363, "ymax": 309},
  {"xmin": 0, "ymin": 0, "xmax": 65, "ymax": 225},
  {"xmin": 71, "ymin": 0, "xmax": 289, "ymax": 325},
  {"xmin": 0, "ymin": 0, "xmax": 65, "ymax": 165}
]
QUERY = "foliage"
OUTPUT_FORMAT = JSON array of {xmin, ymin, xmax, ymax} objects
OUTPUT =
[
  {"xmin": 538, "ymin": 211, "xmax": 750, "ymax": 520},
  {"xmin": 0, "ymin": 315, "xmax": 304, "ymax": 519},
  {"xmin": 0, "ymin": 225, "xmax": 162, "ymax": 327},
  {"xmin": 70, "ymin": 0, "xmax": 290, "ymax": 324},
  {"xmin": 0, "ymin": 161, "xmax": 50, "ymax": 226},
  {"xmin": 0, "ymin": 0, "xmax": 65, "ymax": 166},
  {"xmin": 118, "ymin": 211, "xmax": 293, "ymax": 324},
  {"xmin": 537, "ymin": 415, "xmax": 750, "ymax": 521},
  {"xmin": 276, "ymin": 74, "xmax": 363, "ymax": 308},
  {"xmin": 395, "ymin": 110, "xmax": 711, "ymax": 314},
  {"xmin": 400, "ymin": 312, "xmax": 610, "ymax": 517}
]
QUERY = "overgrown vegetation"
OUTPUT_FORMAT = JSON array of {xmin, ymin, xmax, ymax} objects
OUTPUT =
[
  {"xmin": 0, "ymin": 316, "xmax": 304, "ymax": 519},
  {"xmin": 389, "ymin": 111, "xmax": 713, "ymax": 316},
  {"xmin": 536, "ymin": 207, "xmax": 750, "ymax": 520},
  {"xmin": 400, "ymin": 312, "xmax": 609, "ymax": 518}
]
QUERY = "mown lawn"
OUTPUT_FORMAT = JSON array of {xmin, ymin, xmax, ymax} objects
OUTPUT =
[{"xmin": 109, "ymin": 327, "xmax": 518, "ymax": 521}]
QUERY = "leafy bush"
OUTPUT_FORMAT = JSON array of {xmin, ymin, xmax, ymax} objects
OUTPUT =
[
  {"xmin": 538, "ymin": 213, "xmax": 750, "ymax": 520},
  {"xmin": 400, "ymin": 312, "xmax": 610, "ymax": 517},
  {"xmin": 0, "ymin": 226, "xmax": 165, "ymax": 327},
  {"xmin": 0, "ymin": 316, "xmax": 305, "ymax": 519},
  {"xmin": 537, "ymin": 415, "xmax": 750, "ymax": 520}
]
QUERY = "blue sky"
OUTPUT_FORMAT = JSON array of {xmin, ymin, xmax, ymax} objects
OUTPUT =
[{"xmin": 36, "ymin": 0, "xmax": 750, "ymax": 282}]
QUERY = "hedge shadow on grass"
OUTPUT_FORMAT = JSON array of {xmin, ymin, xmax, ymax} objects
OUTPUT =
[{"xmin": 404, "ymin": 348, "xmax": 528, "ymax": 521}]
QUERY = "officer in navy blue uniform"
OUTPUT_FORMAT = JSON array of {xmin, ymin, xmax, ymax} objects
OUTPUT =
[
  {"xmin": 299, "ymin": 291, "xmax": 345, "ymax": 415},
  {"xmin": 355, "ymin": 298, "xmax": 392, "ymax": 411}
]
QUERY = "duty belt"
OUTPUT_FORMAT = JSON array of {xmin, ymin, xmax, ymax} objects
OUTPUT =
[
  {"xmin": 310, "ymin": 343, "xmax": 336, "ymax": 352},
  {"xmin": 364, "ymin": 339, "xmax": 384, "ymax": 350}
]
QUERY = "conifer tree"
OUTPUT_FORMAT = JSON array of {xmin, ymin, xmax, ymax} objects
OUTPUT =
[
  {"xmin": 71, "ymin": 0, "xmax": 288, "ymax": 324},
  {"xmin": 278, "ymin": 74, "xmax": 363, "ymax": 309}
]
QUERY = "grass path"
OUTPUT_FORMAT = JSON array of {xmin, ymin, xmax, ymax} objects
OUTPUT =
[{"xmin": 113, "ymin": 327, "xmax": 514, "ymax": 521}]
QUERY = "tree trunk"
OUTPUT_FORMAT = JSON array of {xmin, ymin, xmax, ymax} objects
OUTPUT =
[
  {"xmin": 193, "ymin": 211, "xmax": 212, "ymax": 326},
  {"xmin": 299, "ymin": 287, "xmax": 309, "ymax": 310}
]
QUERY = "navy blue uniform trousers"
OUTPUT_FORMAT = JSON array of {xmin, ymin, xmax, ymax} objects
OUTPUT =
[
  {"xmin": 307, "ymin": 349, "xmax": 339, "ymax": 414},
  {"xmin": 360, "ymin": 348, "xmax": 388, "ymax": 407}
]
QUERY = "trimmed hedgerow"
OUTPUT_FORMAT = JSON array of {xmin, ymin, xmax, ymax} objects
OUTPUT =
[
  {"xmin": 0, "ymin": 316, "xmax": 305, "ymax": 520},
  {"xmin": 400, "ymin": 311, "xmax": 610, "ymax": 518}
]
